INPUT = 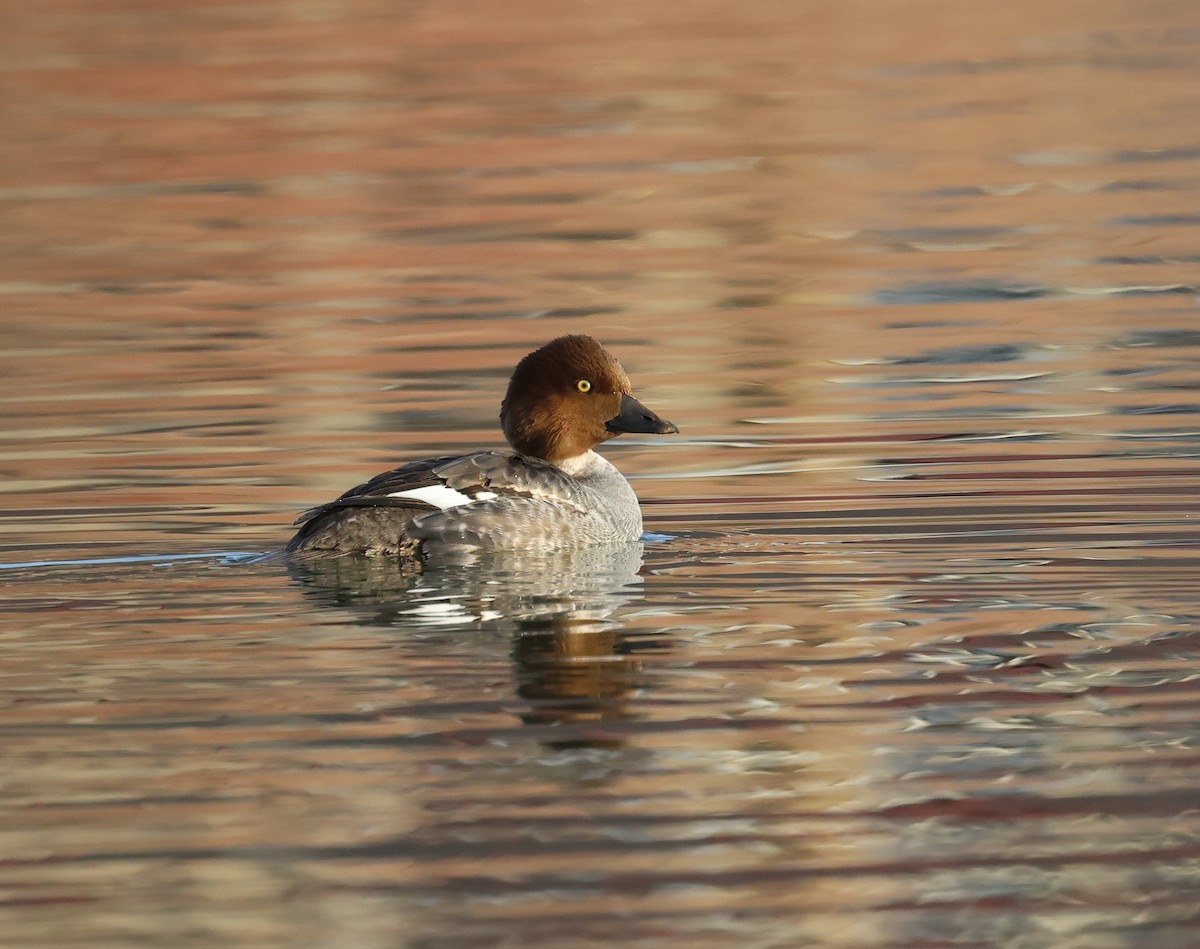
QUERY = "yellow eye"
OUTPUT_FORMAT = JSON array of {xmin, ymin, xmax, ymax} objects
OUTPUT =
[{"xmin": 576, "ymin": 379, "xmax": 592, "ymax": 393}]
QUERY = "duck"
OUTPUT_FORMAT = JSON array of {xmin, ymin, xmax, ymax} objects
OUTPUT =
[{"xmin": 286, "ymin": 335, "xmax": 678, "ymax": 556}]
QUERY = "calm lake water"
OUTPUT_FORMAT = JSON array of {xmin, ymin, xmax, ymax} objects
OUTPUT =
[{"xmin": 3, "ymin": 2, "xmax": 1200, "ymax": 947}]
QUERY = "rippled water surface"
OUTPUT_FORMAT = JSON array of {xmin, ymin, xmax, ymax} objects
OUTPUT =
[{"xmin": 4, "ymin": 2, "xmax": 1200, "ymax": 947}]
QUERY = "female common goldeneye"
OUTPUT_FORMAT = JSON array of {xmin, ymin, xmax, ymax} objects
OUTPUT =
[{"xmin": 286, "ymin": 335, "xmax": 678, "ymax": 555}]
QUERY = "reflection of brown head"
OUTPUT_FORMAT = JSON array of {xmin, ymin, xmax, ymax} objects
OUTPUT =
[{"xmin": 512, "ymin": 618, "xmax": 642, "ymax": 749}]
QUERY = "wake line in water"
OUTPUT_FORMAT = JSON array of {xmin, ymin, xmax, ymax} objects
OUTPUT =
[{"xmin": 0, "ymin": 552, "xmax": 262, "ymax": 571}]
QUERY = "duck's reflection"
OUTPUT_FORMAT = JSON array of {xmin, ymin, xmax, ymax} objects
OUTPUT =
[
  {"xmin": 287, "ymin": 544, "xmax": 651, "ymax": 748},
  {"xmin": 510, "ymin": 615, "xmax": 640, "ymax": 749}
]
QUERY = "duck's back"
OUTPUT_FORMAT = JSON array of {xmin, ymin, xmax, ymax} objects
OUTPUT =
[{"xmin": 286, "ymin": 450, "xmax": 640, "ymax": 556}]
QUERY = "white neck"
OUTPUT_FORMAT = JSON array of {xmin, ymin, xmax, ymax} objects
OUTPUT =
[{"xmin": 554, "ymin": 450, "xmax": 602, "ymax": 477}]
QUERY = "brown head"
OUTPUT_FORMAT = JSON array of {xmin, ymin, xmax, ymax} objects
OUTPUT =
[{"xmin": 500, "ymin": 335, "xmax": 679, "ymax": 464}]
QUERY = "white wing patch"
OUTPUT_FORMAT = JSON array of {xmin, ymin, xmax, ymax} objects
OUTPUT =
[{"xmin": 387, "ymin": 484, "xmax": 475, "ymax": 510}]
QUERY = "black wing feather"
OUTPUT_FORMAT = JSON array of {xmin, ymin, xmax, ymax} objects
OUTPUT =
[{"xmin": 292, "ymin": 455, "xmax": 461, "ymax": 526}]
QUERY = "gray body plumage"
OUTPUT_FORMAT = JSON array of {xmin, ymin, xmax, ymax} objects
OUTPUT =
[{"xmin": 286, "ymin": 449, "xmax": 643, "ymax": 556}]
